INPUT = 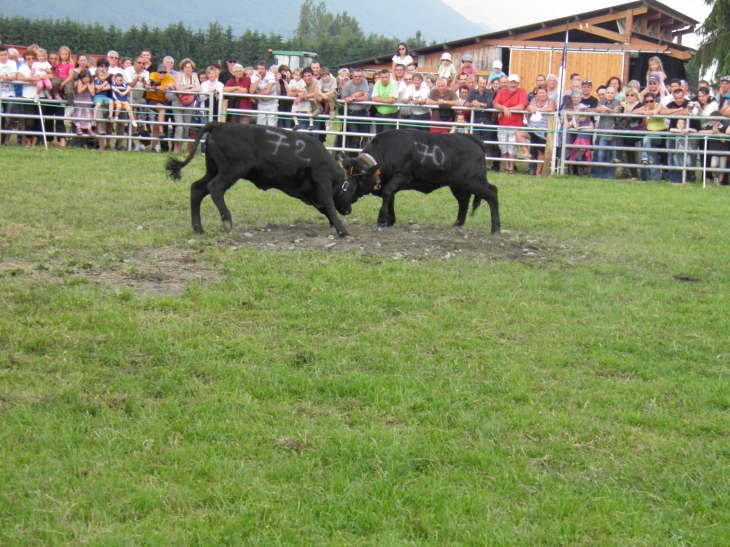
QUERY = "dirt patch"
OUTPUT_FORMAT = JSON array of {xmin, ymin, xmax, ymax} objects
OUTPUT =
[
  {"xmin": 0, "ymin": 247, "xmax": 222, "ymax": 297},
  {"xmin": 1, "ymin": 223, "xmax": 585, "ymax": 296},
  {"xmin": 219, "ymin": 221, "xmax": 574, "ymax": 262}
]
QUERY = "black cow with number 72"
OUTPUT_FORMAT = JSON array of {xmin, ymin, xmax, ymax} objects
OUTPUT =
[{"xmin": 339, "ymin": 130, "xmax": 501, "ymax": 234}]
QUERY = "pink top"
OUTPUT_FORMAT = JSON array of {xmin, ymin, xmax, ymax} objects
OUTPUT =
[{"xmin": 55, "ymin": 62, "xmax": 74, "ymax": 79}]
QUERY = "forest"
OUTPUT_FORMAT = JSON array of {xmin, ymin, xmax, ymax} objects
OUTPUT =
[{"xmin": 0, "ymin": 0, "xmax": 430, "ymax": 67}]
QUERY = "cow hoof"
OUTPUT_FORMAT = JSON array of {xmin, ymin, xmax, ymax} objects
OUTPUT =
[
  {"xmin": 222, "ymin": 220, "xmax": 232, "ymax": 233},
  {"xmin": 192, "ymin": 225, "xmax": 204, "ymax": 235},
  {"xmin": 377, "ymin": 222, "xmax": 389, "ymax": 228},
  {"xmin": 338, "ymin": 231, "xmax": 352, "ymax": 238}
]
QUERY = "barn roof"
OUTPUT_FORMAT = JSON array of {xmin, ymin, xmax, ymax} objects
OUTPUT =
[{"xmin": 344, "ymin": 0, "xmax": 698, "ymax": 66}]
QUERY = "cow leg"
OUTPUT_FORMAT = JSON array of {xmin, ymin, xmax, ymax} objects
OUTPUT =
[
  {"xmin": 207, "ymin": 174, "xmax": 239, "ymax": 233},
  {"xmin": 318, "ymin": 203, "xmax": 351, "ymax": 238},
  {"xmin": 387, "ymin": 194, "xmax": 396, "ymax": 226},
  {"xmin": 377, "ymin": 178, "xmax": 407, "ymax": 227},
  {"xmin": 449, "ymin": 187, "xmax": 471, "ymax": 227},
  {"xmin": 190, "ymin": 174, "xmax": 213, "ymax": 234},
  {"xmin": 462, "ymin": 180, "xmax": 501, "ymax": 234}
]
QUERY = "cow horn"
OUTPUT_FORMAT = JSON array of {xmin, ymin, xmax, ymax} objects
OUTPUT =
[{"xmin": 358, "ymin": 153, "xmax": 378, "ymax": 168}]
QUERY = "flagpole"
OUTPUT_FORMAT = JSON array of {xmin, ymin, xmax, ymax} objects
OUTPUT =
[{"xmin": 557, "ymin": 21, "xmax": 570, "ymax": 112}]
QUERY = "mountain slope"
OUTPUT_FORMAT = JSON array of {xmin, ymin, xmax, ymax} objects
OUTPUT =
[{"xmin": 2, "ymin": 0, "xmax": 488, "ymax": 42}]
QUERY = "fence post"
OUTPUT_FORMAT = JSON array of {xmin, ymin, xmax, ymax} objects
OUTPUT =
[
  {"xmin": 341, "ymin": 101, "xmax": 348, "ymax": 155},
  {"xmin": 38, "ymin": 101, "xmax": 48, "ymax": 150},
  {"xmin": 682, "ymin": 132, "xmax": 687, "ymax": 184},
  {"xmin": 702, "ymin": 135, "xmax": 708, "ymax": 188},
  {"xmin": 544, "ymin": 113, "xmax": 557, "ymax": 176},
  {"xmin": 559, "ymin": 114, "xmax": 568, "ymax": 175}
]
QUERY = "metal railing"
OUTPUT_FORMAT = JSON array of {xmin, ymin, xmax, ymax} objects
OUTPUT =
[
  {"xmin": 558, "ymin": 109, "xmax": 730, "ymax": 187},
  {"xmin": 3, "ymin": 85, "xmax": 730, "ymax": 186}
]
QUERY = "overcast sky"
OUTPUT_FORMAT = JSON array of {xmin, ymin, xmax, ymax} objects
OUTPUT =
[{"xmin": 444, "ymin": 0, "xmax": 710, "ymax": 48}]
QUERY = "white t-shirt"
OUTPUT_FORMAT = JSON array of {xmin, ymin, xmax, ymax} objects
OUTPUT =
[
  {"xmin": 0, "ymin": 59, "xmax": 17, "ymax": 97},
  {"xmin": 18, "ymin": 64, "xmax": 37, "ymax": 99},
  {"xmin": 256, "ymin": 70, "xmax": 278, "ymax": 104},
  {"xmin": 392, "ymin": 54, "xmax": 414, "ymax": 67},
  {"xmin": 403, "ymin": 83, "xmax": 430, "ymax": 115},
  {"xmin": 107, "ymin": 66, "xmax": 124, "ymax": 76},
  {"xmin": 290, "ymin": 78, "xmax": 309, "ymax": 113},
  {"xmin": 32, "ymin": 60, "xmax": 52, "ymax": 78},
  {"xmin": 123, "ymin": 66, "xmax": 148, "ymax": 89},
  {"xmin": 200, "ymin": 79, "xmax": 224, "ymax": 105}
]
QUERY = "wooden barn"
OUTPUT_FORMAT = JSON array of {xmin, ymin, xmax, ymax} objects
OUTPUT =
[{"xmin": 347, "ymin": 0, "xmax": 697, "ymax": 88}]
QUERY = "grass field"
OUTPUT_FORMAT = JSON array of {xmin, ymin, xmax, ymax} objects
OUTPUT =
[{"xmin": 1, "ymin": 147, "xmax": 729, "ymax": 546}]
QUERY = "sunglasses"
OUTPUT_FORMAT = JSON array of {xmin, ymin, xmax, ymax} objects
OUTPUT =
[
  {"xmin": 645, "ymin": 100, "xmax": 655, "ymax": 103},
  {"xmin": 158, "ymin": 71, "xmax": 167, "ymax": 74},
  {"xmin": 399, "ymin": 47, "xmax": 406, "ymax": 50}
]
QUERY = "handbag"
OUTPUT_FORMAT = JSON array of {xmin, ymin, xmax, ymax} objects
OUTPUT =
[{"xmin": 179, "ymin": 94, "xmax": 195, "ymax": 106}]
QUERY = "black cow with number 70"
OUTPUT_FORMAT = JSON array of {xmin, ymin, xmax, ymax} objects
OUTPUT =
[{"xmin": 340, "ymin": 130, "xmax": 500, "ymax": 233}]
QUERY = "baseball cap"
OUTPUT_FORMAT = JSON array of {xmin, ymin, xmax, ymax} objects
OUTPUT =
[
  {"xmin": 157, "ymin": 64, "xmax": 167, "ymax": 72},
  {"xmin": 648, "ymin": 76, "xmax": 659, "ymax": 83},
  {"xmin": 721, "ymin": 75, "xmax": 730, "ymax": 82},
  {"xmin": 508, "ymin": 74, "xmax": 520, "ymax": 83},
  {"xmin": 225, "ymin": 54, "xmax": 239, "ymax": 63},
  {"xmin": 493, "ymin": 60, "xmax": 503, "ymax": 69},
  {"xmin": 582, "ymin": 79, "xmax": 592, "ymax": 85},
  {"xmin": 462, "ymin": 54, "xmax": 473, "ymax": 62},
  {"xmin": 441, "ymin": 52, "xmax": 452, "ymax": 62}
]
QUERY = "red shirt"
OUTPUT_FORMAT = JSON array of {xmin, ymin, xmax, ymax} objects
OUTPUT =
[
  {"xmin": 494, "ymin": 88, "xmax": 528, "ymax": 127},
  {"xmin": 225, "ymin": 77, "xmax": 253, "ymax": 110}
]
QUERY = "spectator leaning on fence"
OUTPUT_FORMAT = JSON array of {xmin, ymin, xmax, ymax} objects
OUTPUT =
[
  {"xmin": 466, "ymin": 75, "xmax": 494, "ymax": 150},
  {"xmin": 589, "ymin": 85, "xmax": 622, "ymax": 180},
  {"xmin": 0, "ymin": 44, "xmax": 17, "ymax": 142},
  {"xmin": 341, "ymin": 67, "xmax": 369, "ymax": 155},
  {"xmin": 402, "ymin": 73, "xmax": 431, "ymax": 131},
  {"xmin": 660, "ymin": 87, "xmax": 695, "ymax": 183},
  {"xmin": 517, "ymin": 84, "xmax": 555, "ymax": 177},
  {"xmin": 636, "ymin": 92, "xmax": 665, "ymax": 182},
  {"xmin": 493, "ymin": 74, "xmax": 527, "ymax": 174},
  {"xmin": 371, "ymin": 69, "xmax": 399, "ymax": 134},
  {"xmin": 426, "ymin": 77, "xmax": 459, "ymax": 134},
  {"xmin": 251, "ymin": 60, "xmax": 278, "ymax": 127}
]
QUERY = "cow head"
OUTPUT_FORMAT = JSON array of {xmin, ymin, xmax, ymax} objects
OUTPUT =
[{"xmin": 340, "ymin": 153, "xmax": 382, "ymax": 205}]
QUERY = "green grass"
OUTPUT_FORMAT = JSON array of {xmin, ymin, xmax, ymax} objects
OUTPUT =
[{"xmin": 1, "ymin": 147, "xmax": 729, "ymax": 546}]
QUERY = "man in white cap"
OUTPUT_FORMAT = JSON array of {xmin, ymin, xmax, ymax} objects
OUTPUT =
[
  {"xmin": 494, "ymin": 74, "xmax": 528, "ymax": 173},
  {"xmin": 489, "ymin": 60, "xmax": 505, "ymax": 83},
  {"xmin": 438, "ymin": 52, "xmax": 455, "ymax": 83}
]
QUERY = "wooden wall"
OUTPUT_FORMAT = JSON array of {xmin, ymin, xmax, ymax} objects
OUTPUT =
[
  {"xmin": 419, "ymin": 46, "xmax": 500, "ymax": 72},
  {"xmin": 510, "ymin": 49, "xmax": 625, "ymax": 91}
]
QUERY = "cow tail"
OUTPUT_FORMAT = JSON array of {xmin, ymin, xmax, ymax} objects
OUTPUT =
[
  {"xmin": 165, "ymin": 121, "xmax": 218, "ymax": 181},
  {"xmin": 471, "ymin": 197, "xmax": 482, "ymax": 215}
]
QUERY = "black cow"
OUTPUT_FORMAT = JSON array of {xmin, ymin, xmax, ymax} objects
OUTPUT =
[
  {"xmin": 166, "ymin": 121, "xmax": 353, "ymax": 237},
  {"xmin": 340, "ymin": 130, "xmax": 500, "ymax": 233}
]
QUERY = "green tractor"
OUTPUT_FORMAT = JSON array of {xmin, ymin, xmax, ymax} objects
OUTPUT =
[{"xmin": 267, "ymin": 49, "xmax": 318, "ymax": 70}]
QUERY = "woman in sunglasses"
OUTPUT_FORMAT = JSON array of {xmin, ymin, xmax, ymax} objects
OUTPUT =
[
  {"xmin": 634, "ymin": 92, "xmax": 665, "ymax": 181},
  {"xmin": 392, "ymin": 42, "xmax": 413, "ymax": 76}
]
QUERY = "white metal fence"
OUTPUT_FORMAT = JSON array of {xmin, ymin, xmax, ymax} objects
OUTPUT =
[{"xmin": 3, "ymin": 87, "xmax": 730, "ymax": 186}]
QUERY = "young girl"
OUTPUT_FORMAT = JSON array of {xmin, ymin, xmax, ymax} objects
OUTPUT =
[
  {"xmin": 72, "ymin": 68, "xmax": 95, "ymax": 136},
  {"xmin": 450, "ymin": 112, "xmax": 469, "ymax": 134},
  {"xmin": 646, "ymin": 57, "xmax": 667, "ymax": 89},
  {"xmin": 391, "ymin": 42, "xmax": 413, "ymax": 75},
  {"xmin": 52, "ymin": 46, "xmax": 75, "ymax": 106},
  {"xmin": 32, "ymin": 48, "xmax": 53, "ymax": 98},
  {"xmin": 289, "ymin": 68, "xmax": 307, "ymax": 129},
  {"xmin": 92, "ymin": 67, "xmax": 112, "ymax": 131},
  {"xmin": 566, "ymin": 108, "xmax": 594, "ymax": 176}
]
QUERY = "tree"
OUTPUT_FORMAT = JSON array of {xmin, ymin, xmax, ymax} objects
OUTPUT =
[{"xmin": 695, "ymin": 0, "xmax": 730, "ymax": 79}]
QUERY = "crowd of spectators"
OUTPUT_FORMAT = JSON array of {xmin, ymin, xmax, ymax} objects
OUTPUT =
[{"xmin": 1, "ymin": 41, "xmax": 729, "ymax": 183}]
